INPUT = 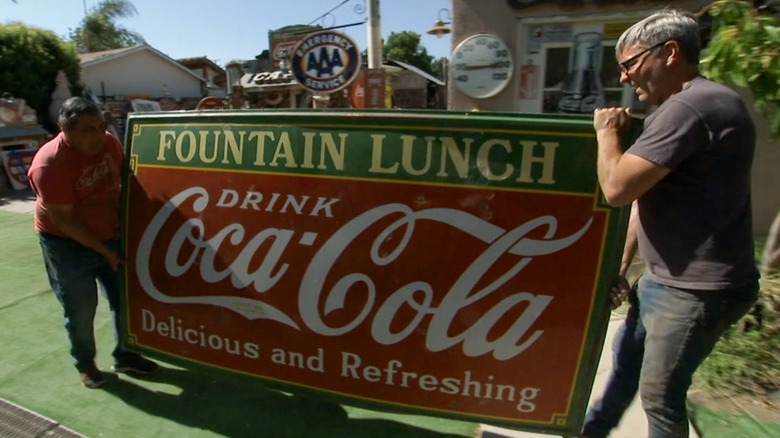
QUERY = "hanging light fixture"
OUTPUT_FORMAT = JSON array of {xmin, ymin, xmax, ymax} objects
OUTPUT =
[{"xmin": 427, "ymin": 8, "xmax": 452, "ymax": 38}]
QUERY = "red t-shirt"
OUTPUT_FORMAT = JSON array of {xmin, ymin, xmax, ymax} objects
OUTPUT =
[{"xmin": 27, "ymin": 131, "xmax": 124, "ymax": 241}]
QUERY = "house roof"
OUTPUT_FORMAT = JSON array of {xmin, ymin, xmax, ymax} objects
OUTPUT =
[
  {"xmin": 177, "ymin": 57, "xmax": 227, "ymax": 88},
  {"xmin": 79, "ymin": 45, "xmax": 208, "ymax": 84},
  {"xmin": 78, "ymin": 46, "xmax": 138, "ymax": 65},
  {"xmin": 385, "ymin": 59, "xmax": 445, "ymax": 86},
  {"xmin": 177, "ymin": 57, "xmax": 225, "ymax": 74}
]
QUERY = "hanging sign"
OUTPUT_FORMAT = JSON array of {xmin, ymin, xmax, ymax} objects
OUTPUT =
[
  {"xmin": 291, "ymin": 30, "xmax": 362, "ymax": 94},
  {"xmin": 121, "ymin": 109, "xmax": 629, "ymax": 436},
  {"xmin": 350, "ymin": 68, "xmax": 386, "ymax": 108}
]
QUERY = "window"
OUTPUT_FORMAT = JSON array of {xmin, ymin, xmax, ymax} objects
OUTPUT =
[
  {"xmin": 542, "ymin": 46, "xmax": 571, "ymax": 113},
  {"xmin": 541, "ymin": 39, "xmax": 627, "ymax": 114}
]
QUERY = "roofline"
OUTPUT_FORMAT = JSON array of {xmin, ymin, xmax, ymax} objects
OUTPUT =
[
  {"xmin": 80, "ymin": 45, "xmax": 208, "ymax": 84},
  {"xmin": 386, "ymin": 58, "xmax": 445, "ymax": 86},
  {"xmin": 177, "ymin": 57, "xmax": 225, "ymax": 74}
]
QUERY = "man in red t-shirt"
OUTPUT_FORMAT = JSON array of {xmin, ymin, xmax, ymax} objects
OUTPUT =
[{"xmin": 28, "ymin": 97, "xmax": 158, "ymax": 388}]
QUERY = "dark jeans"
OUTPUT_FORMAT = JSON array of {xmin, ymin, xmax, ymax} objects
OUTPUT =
[
  {"xmin": 38, "ymin": 232, "xmax": 138, "ymax": 371},
  {"xmin": 582, "ymin": 275, "xmax": 758, "ymax": 438}
]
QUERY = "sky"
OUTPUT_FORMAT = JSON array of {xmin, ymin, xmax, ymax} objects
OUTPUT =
[{"xmin": 3, "ymin": 0, "xmax": 455, "ymax": 66}]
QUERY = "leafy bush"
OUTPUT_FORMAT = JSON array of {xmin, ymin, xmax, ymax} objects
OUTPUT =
[
  {"xmin": 694, "ymin": 270, "xmax": 780, "ymax": 397},
  {"xmin": 696, "ymin": 4, "xmax": 780, "ymax": 398},
  {"xmin": 700, "ymin": 0, "xmax": 780, "ymax": 140},
  {"xmin": 0, "ymin": 22, "xmax": 82, "ymax": 133}
]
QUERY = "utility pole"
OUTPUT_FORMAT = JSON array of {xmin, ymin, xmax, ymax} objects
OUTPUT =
[
  {"xmin": 362, "ymin": 0, "xmax": 387, "ymax": 108},
  {"xmin": 366, "ymin": 0, "xmax": 382, "ymax": 69}
]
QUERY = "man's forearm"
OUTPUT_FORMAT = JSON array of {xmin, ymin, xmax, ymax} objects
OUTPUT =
[
  {"xmin": 596, "ymin": 129, "xmax": 625, "ymax": 204},
  {"xmin": 49, "ymin": 213, "xmax": 115, "ymax": 259},
  {"xmin": 620, "ymin": 201, "xmax": 639, "ymax": 277}
]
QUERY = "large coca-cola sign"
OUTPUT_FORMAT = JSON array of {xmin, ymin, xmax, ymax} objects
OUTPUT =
[{"xmin": 121, "ymin": 110, "xmax": 628, "ymax": 435}]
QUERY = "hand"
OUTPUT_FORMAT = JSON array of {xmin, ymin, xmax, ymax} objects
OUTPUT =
[
  {"xmin": 609, "ymin": 275, "xmax": 630, "ymax": 310},
  {"xmin": 104, "ymin": 250, "xmax": 127, "ymax": 272},
  {"xmin": 593, "ymin": 107, "xmax": 631, "ymax": 134}
]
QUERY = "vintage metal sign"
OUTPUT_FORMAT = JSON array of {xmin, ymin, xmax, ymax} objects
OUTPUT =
[
  {"xmin": 291, "ymin": 30, "xmax": 361, "ymax": 93},
  {"xmin": 121, "ymin": 110, "xmax": 628, "ymax": 435}
]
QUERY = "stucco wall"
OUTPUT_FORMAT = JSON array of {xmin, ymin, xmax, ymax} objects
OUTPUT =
[
  {"xmin": 449, "ymin": 0, "xmax": 710, "ymax": 111},
  {"xmin": 741, "ymin": 89, "xmax": 780, "ymax": 237},
  {"xmin": 82, "ymin": 50, "xmax": 204, "ymax": 100},
  {"xmin": 449, "ymin": 0, "xmax": 517, "ymax": 111}
]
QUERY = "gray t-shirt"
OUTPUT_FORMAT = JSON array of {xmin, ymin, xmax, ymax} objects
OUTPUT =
[{"xmin": 627, "ymin": 76, "xmax": 759, "ymax": 290}]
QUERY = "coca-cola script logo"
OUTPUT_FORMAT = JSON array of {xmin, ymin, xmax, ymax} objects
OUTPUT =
[{"xmin": 136, "ymin": 186, "xmax": 593, "ymax": 361}]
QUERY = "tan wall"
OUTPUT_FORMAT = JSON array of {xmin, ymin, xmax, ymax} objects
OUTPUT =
[
  {"xmin": 450, "ymin": 0, "xmax": 777, "ymax": 237},
  {"xmin": 449, "ymin": 0, "xmax": 517, "ymax": 111},
  {"xmin": 741, "ymin": 89, "xmax": 780, "ymax": 237},
  {"xmin": 449, "ymin": 0, "xmax": 711, "ymax": 111}
]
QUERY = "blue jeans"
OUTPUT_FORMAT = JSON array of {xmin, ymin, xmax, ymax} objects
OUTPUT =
[
  {"xmin": 39, "ymin": 233, "xmax": 137, "ymax": 371},
  {"xmin": 582, "ymin": 275, "xmax": 758, "ymax": 438}
]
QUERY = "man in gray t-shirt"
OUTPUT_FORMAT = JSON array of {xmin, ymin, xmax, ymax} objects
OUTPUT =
[
  {"xmin": 581, "ymin": 9, "xmax": 759, "ymax": 438},
  {"xmin": 630, "ymin": 76, "xmax": 758, "ymax": 290}
]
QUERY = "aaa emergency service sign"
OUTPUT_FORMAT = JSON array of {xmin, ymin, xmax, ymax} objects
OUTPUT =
[
  {"xmin": 120, "ymin": 110, "xmax": 627, "ymax": 435},
  {"xmin": 291, "ymin": 30, "xmax": 361, "ymax": 93}
]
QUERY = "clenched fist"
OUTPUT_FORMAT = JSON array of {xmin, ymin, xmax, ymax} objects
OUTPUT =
[{"xmin": 593, "ymin": 107, "xmax": 631, "ymax": 133}]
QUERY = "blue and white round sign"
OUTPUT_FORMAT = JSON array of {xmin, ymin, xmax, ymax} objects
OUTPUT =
[{"xmin": 291, "ymin": 30, "xmax": 362, "ymax": 94}]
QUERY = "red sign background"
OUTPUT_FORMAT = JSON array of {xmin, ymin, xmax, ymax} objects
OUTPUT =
[{"xmin": 125, "ymin": 166, "xmax": 608, "ymax": 423}]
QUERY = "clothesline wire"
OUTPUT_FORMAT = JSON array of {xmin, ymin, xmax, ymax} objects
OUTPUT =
[{"xmin": 307, "ymin": 0, "xmax": 353, "ymax": 26}]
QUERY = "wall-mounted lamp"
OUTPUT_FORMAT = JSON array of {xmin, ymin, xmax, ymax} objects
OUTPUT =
[{"xmin": 427, "ymin": 8, "xmax": 452, "ymax": 38}]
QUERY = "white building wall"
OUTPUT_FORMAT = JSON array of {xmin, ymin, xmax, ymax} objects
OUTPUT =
[{"xmin": 82, "ymin": 50, "xmax": 204, "ymax": 100}]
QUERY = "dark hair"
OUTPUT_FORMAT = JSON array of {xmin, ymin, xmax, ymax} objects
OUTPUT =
[
  {"xmin": 58, "ymin": 97, "xmax": 102, "ymax": 130},
  {"xmin": 617, "ymin": 9, "xmax": 701, "ymax": 64}
]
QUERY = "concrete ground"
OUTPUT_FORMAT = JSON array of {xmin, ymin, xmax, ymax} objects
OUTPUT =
[{"xmin": 0, "ymin": 188, "xmax": 35, "ymax": 214}]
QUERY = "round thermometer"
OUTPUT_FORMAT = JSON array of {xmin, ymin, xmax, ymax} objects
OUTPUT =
[{"xmin": 450, "ymin": 34, "xmax": 514, "ymax": 99}]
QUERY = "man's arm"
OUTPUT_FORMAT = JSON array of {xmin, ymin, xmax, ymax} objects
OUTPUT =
[
  {"xmin": 610, "ymin": 201, "xmax": 639, "ymax": 309},
  {"xmin": 594, "ymin": 107, "xmax": 670, "ymax": 206},
  {"xmin": 620, "ymin": 201, "xmax": 639, "ymax": 278},
  {"xmin": 45, "ymin": 203, "xmax": 125, "ymax": 271}
]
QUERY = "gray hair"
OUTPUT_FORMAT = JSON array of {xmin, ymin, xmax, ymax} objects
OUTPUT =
[
  {"xmin": 616, "ymin": 9, "xmax": 701, "ymax": 64},
  {"xmin": 58, "ymin": 97, "xmax": 102, "ymax": 130}
]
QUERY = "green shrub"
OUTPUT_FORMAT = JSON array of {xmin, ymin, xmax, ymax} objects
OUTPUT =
[
  {"xmin": 694, "ymin": 274, "xmax": 780, "ymax": 396},
  {"xmin": 0, "ymin": 22, "xmax": 82, "ymax": 133}
]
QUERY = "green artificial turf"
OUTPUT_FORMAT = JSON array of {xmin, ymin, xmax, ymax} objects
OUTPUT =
[
  {"xmin": 0, "ymin": 210, "xmax": 476, "ymax": 438},
  {"xmin": 688, "ymin": 403, "xmax": 780, "ymax": 438}
]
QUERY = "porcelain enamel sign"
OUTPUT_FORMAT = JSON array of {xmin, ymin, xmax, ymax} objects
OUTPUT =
[{"xmin": 120, "ymin": 109, "xmax": 628, "ymax": 435}]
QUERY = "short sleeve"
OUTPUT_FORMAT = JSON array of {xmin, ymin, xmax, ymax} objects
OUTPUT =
[
  {"xmin": 105, "ymin": 131, "xmax": 124, "ymax": 160},
  {"xmin": 28, "ymin": 151, "xmax": 76, "ymax": 206},
  {"xmin": 627, "ymin": 100, "xmax": 709, "ymax": 170}
]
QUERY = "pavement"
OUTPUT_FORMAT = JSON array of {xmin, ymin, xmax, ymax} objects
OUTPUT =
[
  {"xmin": 0, "ymin": 188, "xmax": 700, "ymax": 438},
  {"xmin": 0, "ymin": 188, "xmax": 35, "ymax": 214}
]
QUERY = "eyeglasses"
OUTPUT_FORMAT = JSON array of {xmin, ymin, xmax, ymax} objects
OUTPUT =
[{"xmin": 618, "ymin": 40, "xmax": 669, "ymax": 74}]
